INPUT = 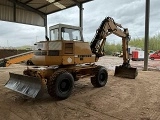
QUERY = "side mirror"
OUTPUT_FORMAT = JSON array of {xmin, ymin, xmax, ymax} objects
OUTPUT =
[
  {"xmin": 61, "ymin": 27, "xmax": 65, "ymax": 32},
  {"xmin": 45, "ymin": 36, "xmax": 49, "ymax": 41},
  {"xmin": 73, "ymin": 36, "xmax": 78, "ymax": 40}
]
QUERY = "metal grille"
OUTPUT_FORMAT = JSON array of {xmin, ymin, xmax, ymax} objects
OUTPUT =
[
  {"xmin": 48, "ymin": 50, "xmax": 59, "ymax": 56},
  {"xmin": 34, "ymin": 50, "xmax": 59, "ymax": 56},
  {"xmin": 65, "ymin": 43, "xmax": 73, "ymax": 54},
  {"xmin": 34, "ymin": 51, "xmax": 47, "ymax": 56}
]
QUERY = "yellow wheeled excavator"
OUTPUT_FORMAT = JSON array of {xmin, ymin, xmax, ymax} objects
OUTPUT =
[{"xmin": 5, "ymin": 17, "xmax": 138, "ymax": 99}]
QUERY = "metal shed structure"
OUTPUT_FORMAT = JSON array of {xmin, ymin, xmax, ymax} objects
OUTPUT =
[
  {"xmin": 0, "ymin": 0, "xmax": 92, "ymax": 36},
  {"xmin": 0, "ymin": 0, "xmax": 151, "ymax": 71}
]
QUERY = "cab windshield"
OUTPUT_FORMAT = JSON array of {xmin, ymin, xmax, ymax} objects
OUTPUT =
[{"xmin": 61, "ymin": 28, "xmax": 81, "ymax": 41}]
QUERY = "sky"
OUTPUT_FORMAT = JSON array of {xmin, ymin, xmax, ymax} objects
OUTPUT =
[{"xmin": 0, "ymin": 0, "xmax": 159, "ymax": 47}]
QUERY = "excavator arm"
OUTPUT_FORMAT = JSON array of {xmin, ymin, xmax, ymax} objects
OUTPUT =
[
  {"xmin": 90, "ymin": 17, "xmax": 130, "ymax": 64},
  {"xmin": 90, "ymin": 17, "xmax": 138, "ymax": 79}
]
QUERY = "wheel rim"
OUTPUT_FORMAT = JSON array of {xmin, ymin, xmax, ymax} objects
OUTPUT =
[
  {"xmin": 58, "ymin": 79, "xmax": 71, "ymax": 93},
  {"xmin": 99, "ymin": 72, "xmax": 106, "ymax": 83}
]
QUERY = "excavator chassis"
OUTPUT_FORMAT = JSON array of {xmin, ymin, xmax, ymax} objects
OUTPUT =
[{"xmin": 5, "ymin": 65, "xmax": 108, "ymax": 99}]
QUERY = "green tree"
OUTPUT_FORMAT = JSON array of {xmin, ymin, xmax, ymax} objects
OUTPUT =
[
  {"xmin": 104, "ymin": 33, "xmax": 160, "ymax": 55},
  {"xmin": 104, "ymin": 42, "xmax": 122, "ymax": 55}
]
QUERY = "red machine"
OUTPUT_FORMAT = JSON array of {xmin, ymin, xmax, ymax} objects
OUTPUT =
[{"xmin": 149, "ymin": 50, "xmax": 160, "ymax": 60}]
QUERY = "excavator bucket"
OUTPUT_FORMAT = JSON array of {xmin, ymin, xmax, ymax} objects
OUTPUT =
[
  {"xmin": 114, "ymin": 66, "xmax": 138, "ymax": 79},
  {"xmin": 5, "ymin": 73, "xmax": 42, "ymax": 98}
]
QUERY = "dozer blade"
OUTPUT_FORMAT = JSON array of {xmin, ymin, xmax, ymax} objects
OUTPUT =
[
  {"xmin": 5, "ymin": 73, "xmax": 42, "ymax": 98},
  {"xmin": 114, "ymin": 66, "xmax": 138, "ymax": 79}
]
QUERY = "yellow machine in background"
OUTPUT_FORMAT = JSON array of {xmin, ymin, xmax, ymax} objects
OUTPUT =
[
  {"xmin": 0, "ymin": 51, "xmax": 33, "ymax": 67},
  {"xmin": 5, "ymin": 17, "xmax": 138, "ymax": 100}
]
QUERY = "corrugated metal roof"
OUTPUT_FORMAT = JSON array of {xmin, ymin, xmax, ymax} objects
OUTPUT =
[
  {"xmin": 24, "ymin": 0, "xmax": 92, "ymax": 14},
  {"xmin": 0, "ymin": 0, "xmax": 92, "ymax": 26}
]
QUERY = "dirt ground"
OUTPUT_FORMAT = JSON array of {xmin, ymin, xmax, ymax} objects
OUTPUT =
[{"xmin": 0, "ymin": 56, "xmax": 160, "ymax": 120}]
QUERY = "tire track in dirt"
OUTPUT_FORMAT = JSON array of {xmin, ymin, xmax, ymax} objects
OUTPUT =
[
  {"xmin": 0, "ymin": 95, "xmax": 61, "ymax": 120},
  {"xmin": 0, "ymin": 76, "xmax": 41, "ymax": 120},
  {"xmin": 111, "ymin": 74, "xmax": 160, "ymax": 120},
  {"xmin": 107, "ymin": 81, "xmax": 143, "ymax": 114},
  {"xmin": 1, "ymin": 64, "xmax": 160, "ymax": 120},
  {"xmin": 70, "ymin": 75, "xmax": 149, "ymax": 119},
  {"xmin": 141, "ymin": 74, "xmax": 160, "ymax": 120},
  {"xmin": 72, "ymin": 74, "xmax": 122, "ymax": 99},
  {"xmin": 58, "ymin": 100, "xmax": 122, "ymax": 120},
  {"xmin": 149, "ymin": 111, "xmax": 160, "ymax": 120},
  {"xmin": 0, "ymin": 103, "xmax": 30, "ymax": 120},
  {"xmin": 102, "ymin": 79, "xmax": 150, "ymax": 119},
  {"xmin": 0, "ymin": 96, "xmax": 40, "ymax": 120},
  {"xmin": 57, "ymin": 76, "xmax": 132, "ymax": 120}
]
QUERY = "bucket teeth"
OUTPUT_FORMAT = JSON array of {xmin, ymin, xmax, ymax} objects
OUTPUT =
[
  {"xmin": 114, "ymin": 66, "xmax": 138, "ymax": 79},
  {"xmin": 5, "ymin": 73, "xmax": 42, "ymax": 98}
]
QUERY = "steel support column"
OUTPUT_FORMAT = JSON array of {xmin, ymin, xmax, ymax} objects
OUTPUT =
[
  {"xmin": 144, "ymin": 0, "xmax": 150, "ymax": 71},
  {"xmin": 13, "ymin": 2, "xmax": 16, "ymax": 22},
  {"xmin": 79, "ymin": 3, "xmax": 83, "ymax": 28},
  {"xmin": 79, "ymin": 3, "xmax": 84, "ymax": 41},
  {"xmin": 72, "ymin": 0, "xmax": 84, "ymax": 40},
  {"xmin": 44, "ymin": 15, "xmax": 48, "ymax": 38}
]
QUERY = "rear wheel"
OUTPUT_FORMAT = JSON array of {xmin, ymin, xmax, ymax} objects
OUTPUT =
[
  {"xmin": 26, "ymin": 60, "xmax": 34, "ymax": 65},
  {"xmin": 47, "ymin": 70, "xmax": 74, "ymax": 100},
  {"xmin": 150, "ymin": 57, "xmax": 154, "ymax": 60},
  {"xmin": 91, "ymin": 66, "xmax": 108, "ymax": 87}
]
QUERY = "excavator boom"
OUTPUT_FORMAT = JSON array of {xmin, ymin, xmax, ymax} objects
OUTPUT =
[{"xmin": 90, "ymin": 17, "xmax": 138, "ymax": 79}]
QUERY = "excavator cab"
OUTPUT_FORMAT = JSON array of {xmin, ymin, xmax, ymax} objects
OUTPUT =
[{"xmin": 49, "ymin": 24, "xmax": 83, "ymax": 41}]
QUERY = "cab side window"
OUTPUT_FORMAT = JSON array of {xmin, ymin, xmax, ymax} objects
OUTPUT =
[{"xmin": 50, "ymin": 29, "xmax": 58, "ymax": 40}]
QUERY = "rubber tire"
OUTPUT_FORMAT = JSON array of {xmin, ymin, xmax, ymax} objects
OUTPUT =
[
  {"xmin": 47, "ymin": 70, "xmax": 74, "ymax": 100},
  {"xmin": 151, "ymin": 57, "xmax": 154, "ymax": 60},
  {"xmin": 91, "ymin": 66, "xmax": 108, "ymax": 87},
  {"xmin": 26, "ymin": 60, "xmax": 34, "ymax": 65}
]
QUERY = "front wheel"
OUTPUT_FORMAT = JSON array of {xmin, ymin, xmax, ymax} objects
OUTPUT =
[
  {"xmin": 47, "ymin": 70, "xmax": 74, "ymax": 100},
  {"xmin": 26, "ymin": 60, "xmax": 34, "ymax": 65},
  {"xmin": 91, "ymin": 66, "xmax": 108, "ymax": 87}
]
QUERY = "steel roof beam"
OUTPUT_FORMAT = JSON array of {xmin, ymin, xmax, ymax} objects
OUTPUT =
[
  {"xmin": 13, "ymin": 2, "xmax": 16, "ymax": 21},
  {"xmin": 47, "ymin": 0, "xmax": 93, "ymax": 14},
  {"xmin": 37, "ymin": 0, "xmax": 61, "ymax": 10},
  {"xmin": 72, "ymin": 0, "xmax": 93, "ymax": 8},
  {"xmin": 8, "ymin": 0, "xmax": 46, "ymax": 17},
  {"xmin": 24, "ymin": 0, "xmax": 33, "ymax": 4},
  {"xmin": 72, "ymin": 0, "xmax": 81, "ymax": 8}
]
